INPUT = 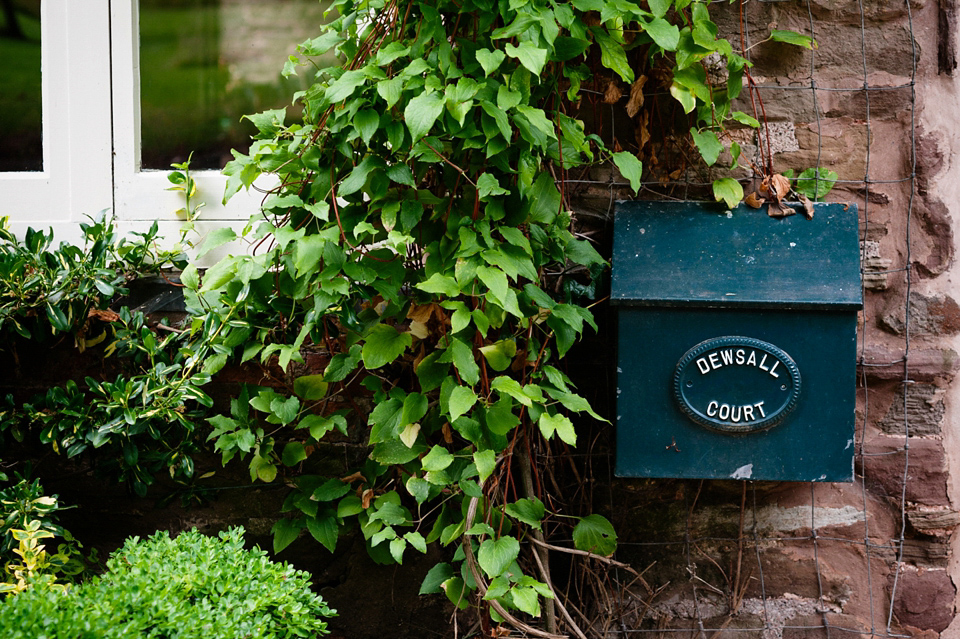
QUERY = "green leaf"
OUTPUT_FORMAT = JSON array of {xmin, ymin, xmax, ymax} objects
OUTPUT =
[
  {"xmin": 405, "ymin": 92, "xmax": 445, "ymax": 142},
  {"xmin": 390, "ymin": 538, "xmax": 407, "ymax": 563},
  {"xmin": 479, "ymin": 339, "xmax": 517, "ymax": 372},
  {"xmin": 354, "ymin": 109, "xmax": 380, "ymax": 146},
  {"xmin": 421, "ymin": 445, "xmax": 455, "ymax": 472},
  {"xmin": 405, "ymin": 531, "xmax": 428, "ymax": 554},
  {"xmin": 649, "ymin": 0, "xmax": 672, "ymax": 18},
  {"xmin": 282, "ymin": 442, "xmax": 308, "ymax": 466},
  {"xmin": 505, "ymin": 42, "xmax": 548, "ymax": 75},
  {"xmin": 712, "ymin": 177, "xmax": 744, "ymax": 209},
  {"xmin": 312, "ymin": 479, "xmax": 352, "ymax": 502},
  {"xmin": 449, "ymin": 385, "xmax": 479, "ymax": 422},
  {"xmin": 505, "ymin": 497, "xmax": 545, "ymax": 530},
  {"xmin": 593, "ymin": 28, "xmax": 634, "ymax": 83},
  {"xmin": 669, "ymin": 83, "xmax": 696, "ymax": 114},
  {"xmin": 294, "ymin": 375, "xmax": 329, "ymax": 400},
  {"xmin": 478, "ymin": 536, "xmax": 521, "ymax": 578},
  {"xmin": 197, "ymin": 227, "xmax": 237, "ymax": 258},
  {"xmin": 306, "ymin": 513, "xmax": 339, "ymax": 552},
  {"xmin": 572, "ymin": 514, "xmax": 617, "ymax": 556},
  {"xmin": 377, "ymin": 76, "xmax": 404, "ymax": 109},
  {"xmin": 271, "ymin": 518, "xmax": 302, "ymax": 553},
  {"xmin": 731, "ymin": 111, "xmax": 761, "ymax": 128},
  {"xmin": 644, "ymin": 18, "xmax": 681, "ymax": 51},
  {"xmin": 416, "ymin": 273, "xmax": 461, "ymax": 296},
  {"xmin": 796, "ymin": 167, "xmax": 838, "ymax": 200},
  {"xmin": 326, "ymin": 69, "xmax": 366, "ymax": 103},
  {"xmin": 538, "ymin": 412, "xmax": 577, "ymax": 446},
  {"xmin": 690, "ymin": 128, "xmax": 724, "ymax": 166},
  {"xmin": 476, "ymin": 48, "xmax": 506, "ymax": 76},
  {"xmin": 769, "ymin": 29, "xmax": 815, "ymax": 49},
  {"xmin": 612, "ymin": 152, "xmax": 643, "ymax": 194},
  {"xmin": 420, "ymin": 562, "xmax": 455, "ymax": 594},
  {"xmin": 477, "ymin": 173, "xmax": 510, "ymax": 200},
  {"xmin": 526, "ymin": 172, "xmax": 561, "ymax": 224},
  {"xmin": 406, "ymin": 476, "xmax": 431, "ymax": 504},
  {"xmin": 474, "ymin": 450, "xmax": 497, "ymax": 482},
  {"xmin": 371, "ymin": 439, "xmax": 424, "ymax": 465},
  {"xmin": 362, "ymin": 324, "xmax": 413, "ymax": 369}
]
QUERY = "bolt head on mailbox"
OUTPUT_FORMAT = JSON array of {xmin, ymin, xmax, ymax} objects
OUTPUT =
[{"xmin": 612, "ymin": 201, "xmax": 861, "ymax": 482}]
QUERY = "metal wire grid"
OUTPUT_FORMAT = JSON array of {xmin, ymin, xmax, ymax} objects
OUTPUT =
[{"xmin": 563, "ymin": 0, "xmax": 920, "ymax": 635}]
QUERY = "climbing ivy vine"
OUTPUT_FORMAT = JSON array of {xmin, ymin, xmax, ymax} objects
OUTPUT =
[{"xmin": 173, "ymin": 0, "xmax": 813, "ymax": 632}]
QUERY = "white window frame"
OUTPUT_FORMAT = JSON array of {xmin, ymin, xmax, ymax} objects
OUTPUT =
[
  {"xmin": 0, "ymin": 1, "xmax": 113, "ymax": 244},
  {"xmin": 110, "ymin": 0, "xmax": 260, "ymax": 245},
  {"xmin": 0, "ymin": 1, "xmax": 264, "ymax": 252}
]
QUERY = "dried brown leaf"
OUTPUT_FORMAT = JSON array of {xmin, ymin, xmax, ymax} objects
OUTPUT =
[
  {"xmin": 88, "ymin": 308, "xmax": 120, "ymax": 322},
  {"xmin": 770, "ymin": 174, "xmax": 791, "ymax": 200},
  {"xmin": 361, "ymin": 488, "xmax": 375, "ymax": 509},
  {"xmin": 744, "ymin": 191, "xmax": 765, "ymax": 208},
  {"xmin": 603, "ymin": 79, "xmax": 622, "ymax": 104},
  {"xmin": 635, "ymin": 110, "xmax": 651, "ymax": 153},
  {"xmin": 799, "ymin": 194, "xmax": 815, "ymax": 220},
  {"xmin": 767, "ymin": 201, "xmax": 796, "ymax": 218},
  {"xmin": 626, "ymin": 76, "xmax": 648, "ymax": 118},
  {"xmin": 442, "ymin": 422, "xmax": 454, "ymax": 444}
]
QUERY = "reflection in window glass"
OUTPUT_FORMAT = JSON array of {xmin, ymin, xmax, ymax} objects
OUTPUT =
[
  {"xmin": 0, "ymin": 1, "xmax": 42, "ymax": 172},
  {"xmin": 139, "ymin": 0, "xmax": 326, "ymax": 170}
]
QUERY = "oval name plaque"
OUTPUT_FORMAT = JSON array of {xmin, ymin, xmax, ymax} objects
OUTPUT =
[{"xmin": 673, "ymin": 336, "xmax": 801, "ymax": 434}]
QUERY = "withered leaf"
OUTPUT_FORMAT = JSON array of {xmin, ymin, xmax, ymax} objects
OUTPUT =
[
  {"xmin": 635, "ymin": 110, "xmax": 651, "ymax": 153},
  {"xmin": 770, "ymin": 174, "xmax": 791, "ymax": 200},
  {"xmin": 361, "ymin": 488, "xmax": 375, "ymax": 509},
  {"xmin": 799, "ymin": 194, "xmax": 815, "ymax": 220},
  {"xmin": 767, "ymin": 201, "xmax": 796, "ymax": 218},
  {"xmin": 88, "ymin": 308, "xmax": 120, "ymax": 322},
  {"xmin": 442, "ymin": 422, "xmax": 454, "ymax": 444},
  {"xmin": 603, "ymin": 79, "xmax": 622, "ymax": 105},
  {"xmin": 744, "ymin": 191, "xmax": 765, "ymax": 208},
  {"xmin": 626, "ymin": 76, "xmax": 648, "ymax": 118}
]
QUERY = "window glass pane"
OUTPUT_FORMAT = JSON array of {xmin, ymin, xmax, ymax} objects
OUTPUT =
[
  {"xmin": 0, "ymin": 1, "xmax": 42, "ymax": 172},
  {"xmin": 139, "ymin": 0, "xmax": 325, "ymax": 170}
]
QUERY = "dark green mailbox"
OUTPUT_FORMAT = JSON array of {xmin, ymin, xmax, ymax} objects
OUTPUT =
[{"xmin": 612, "ymin": 201, "xmax": 861, "ymax": 482}]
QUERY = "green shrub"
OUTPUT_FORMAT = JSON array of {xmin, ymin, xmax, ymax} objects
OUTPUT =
[{"xmin": 0, "ymin": 527, "xmax": 334, "ymax": 638}]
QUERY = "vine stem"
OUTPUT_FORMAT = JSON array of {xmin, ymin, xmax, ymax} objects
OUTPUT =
[{"xmin": 519, "ymin": 432, "xmax": 557, "ymax": 634}]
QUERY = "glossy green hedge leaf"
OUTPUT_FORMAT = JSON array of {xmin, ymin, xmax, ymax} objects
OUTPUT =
[
  {"xmin": 354, "ymin": 109, "xmax": 380, "ymax": 146},
  {"xmin": 572, "ymin": 514, "xmax": 617, "ymax": 556},
  {"xmin": 612, "ymin": 151, "xmax": 643, "ymax": 194},
  {"xmin": 404, "ymin": 91, "xmax": 445, "ymax": 142},
  {"xmin": 712, "ymin": 177, "xmax": 744, "ymax": 209},
  {"xmin": 362, "ymin": 324, "xmax": 413, "ymax": 369},
  {"xmin": 526, "ymin": 172, "xmax": 561, "ymax": 224},
  {"xmin": 312, "ymin": 479, "xmax": 351, "ymax": 502},
  {"xmin": 326, "ymin": 69, "xmax": 366, "ymax": 103},
  {"xmin": 649, "ymin": 0, "xmax": 672, "ymax": 18},
  {"xmin": 371, "ymin": 439, "xmax": 424, "ymax": 465},
  {"xmin": 478, "ymin": 536, "xmax": 520, "ymax": 579},
  {"xmin": 404, "ymin": 531, "xmax": 428, "ymax": 554},
  {"xmin": 731, "ymin": 111, "xmax": 761, "ymax": 128}
]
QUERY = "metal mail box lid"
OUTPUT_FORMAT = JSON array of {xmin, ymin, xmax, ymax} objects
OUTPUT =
[{"xmin": 611, "ymin": 201, "xmax": 862, "ymax": 310}]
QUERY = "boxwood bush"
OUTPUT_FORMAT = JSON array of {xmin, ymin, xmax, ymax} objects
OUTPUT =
[{"xmin": 0, "ymin": 527, "xmax": 334, "ymax": 638}]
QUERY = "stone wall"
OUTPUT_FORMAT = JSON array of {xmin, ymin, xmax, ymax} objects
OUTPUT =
[{"xmin": 7, "ymin": 1, "xmax": 960, "ymax": 637}]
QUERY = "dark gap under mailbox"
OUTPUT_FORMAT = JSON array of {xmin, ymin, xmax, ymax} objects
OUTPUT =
[{"xmin": 612, "ymin": 201, "xmax": 861, "ymax": 482}]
